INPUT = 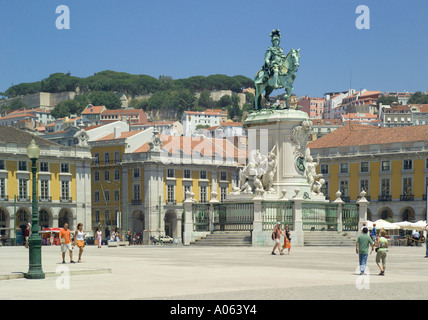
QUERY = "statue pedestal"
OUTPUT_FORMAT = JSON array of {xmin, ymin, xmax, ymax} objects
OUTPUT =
[{"xmin": 244, "ymin": 109, "xmax": 316, "ymax": 200}]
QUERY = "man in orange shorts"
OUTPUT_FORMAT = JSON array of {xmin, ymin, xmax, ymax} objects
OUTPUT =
[{"xmin": 59, "ymin": 222, "xmax": 75, "ymax": 264}]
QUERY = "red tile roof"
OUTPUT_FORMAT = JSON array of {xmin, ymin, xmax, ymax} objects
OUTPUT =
[{"xmin": 308, "ymin": 123, "xmax": 428, "ymax": 149}]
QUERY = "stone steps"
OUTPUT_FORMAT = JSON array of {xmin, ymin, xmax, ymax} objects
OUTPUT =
[
  {"xmin": 191, "ymin": 231, "xmax": 252, "ymax": 247},
  {"xmin": 304, "ymin": 231, "xmax": 356, "ymax": 246}
]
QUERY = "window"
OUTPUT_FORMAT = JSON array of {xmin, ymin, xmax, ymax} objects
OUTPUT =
[
  {"xmin": 0, "ymin": 178, "xmax": 5, "ymax": 199},
  {"xmin": 360, "ymin": 179, "xmax": 369, "ymax": 194},
  {"xmin": 133, "ymin": 168, "xmax": 140, "ymax": 178},
  {"xmin": 114, "ymin": 151, "xmax": 120, "ymax": 164},
  {"xmin": 39, "ymin": 162, "xmax": 49, "ymax": 172},
  {"xmin": 403, "ymin": 178, "xmax": 412, "ymax": 195},
  {"xmin": 0, "ymin": 160, "xmax": 5, "ymax": 170},
  {"xmin": 221, "ymin": 186, "xmax": 227, "ymax": 202},
  {"xmin": 95, "ymin": 210, "xmax": 100, "ymax": 223},
  {"xmin": 403, "ymin": 159, "xmax": 412, "ymax": 170},
  {"xmin": 133, "ymin": 184, "xmax": 141, "ymax": 200},
  {"xmin": 105, "ymin": 210, "xmax": 111, "ymax": 226},
  {"xmin": 94, "ymin": 191, "xmax": 100, "ymax": 203},
  {"xmin": 184, "ymin": 169, "xmax": 191, "ymax": 179},
  {"xmin": 94, "ymin": 153, "xmax": 99, "ymax": 166},
  {"xmin": 114, "ymin": 169, "xmax": 120, "ymax": 181},
  {"xmin": 360, "ymin": 162, "xmax": 369, "ymax": 173},
  {"xmin": 19, "ymin": 179, "xmax": 28, "ymax": 199},
  {"xmin": 167, "ymin": 169, "xmax": 174, "ymax": 178},
  {"xmin": 104, "ymin": 153, "xmax": 110, "ymax": 165},
  {"xmin": 18, "ymin": 161, "xmax": 27, "ymax": 171},
  {"xmin": 114, "ymin": 189, "xmax": 120, "ymax": 202},
  {"xmin": 104, "ymin": 190, "xmax": 110, "ymax": 202},
  {"xmin": 381, "ymin": 161, "xmax": 390, "ymax": 171},
  {"xmin": 104, "ymin": 170, "xmax": 110, "ymax": 181},
  {"xmin": 167, "ymin": 185, "xmax": 175, "ymax": 203},
  {"xmin": 381, "ymin": 179, "xmax": 390, "ymax": 196},
  {"xmin": 340, "ymin": 163, "xmax": 348, "ymax": 174},
  {"xmin": 94, "ymin": 170, "xmax": 100, "ymax": 182},
  {"xmin": 61, "ymin": 163, "xmax": 69, "ymax": 173},
  {"xmin": 61, "ymin": 181, "xmax": 70, "ymax": 200},
  {"xmin": 200, "ymin": 171, "xmax": 207, "ymax": 180},
  {"xmin": 340, "ymin": 180, "xmax": 349, "ymax": 196},
  {"xmin": 220, "ymin": 172, "xmax": 227, "ymax": 181},
  {"xmin": 200, "ymin": 186, "xmax": 207, "ymax": 203},
  {"xmin": 320, "ymin": 164, "xmax": 329, "ymax": 174},
  {"xmin": 40, "ymin": 180, "xmax": 49, "ymax": 200}
]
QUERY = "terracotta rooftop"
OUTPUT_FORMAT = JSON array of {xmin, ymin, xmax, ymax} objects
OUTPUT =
[
  {"xmin": 0, "ymin": 125, "xmax": 61, "ymax": 147},
  {"xmin": 133, "ymin": 134, "xmax": 246, "ymax": 163},
  {"xmin": 308, "ymin": 123, "xmax": 428, "ymax": 149}
]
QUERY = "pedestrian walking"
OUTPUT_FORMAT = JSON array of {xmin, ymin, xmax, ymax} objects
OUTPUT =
[
  {"xmin": 24, "ymin": 223, "xmax": 30, "ymax": 248},
  {"xmin": 371, "ymin": 223, "xmax": 377, "ymax": 241},
  {"xmin": 74, "ymin": 223, "xmax": 85, "ymax": 263},
  {"xmin": 356, "ymin": 226, "xmax": 374, "ymax": 275},
  {"xmin": 60, "ymin": 222, "xmax": 75, "ymax": 264},
  {"xmin": 280, "ymin": 224, "xmax": 291, "ymax": 255},
  {"xmin": 96, "ymin": 227, "xmax": 102, "ymax": 248},
  {"xmin": 272, "ymin": 222, "xmax": 285, "ymax": 255},
  {"xmin": 375, "ymin": 229, "xmax": 388, "ymax": 276}
]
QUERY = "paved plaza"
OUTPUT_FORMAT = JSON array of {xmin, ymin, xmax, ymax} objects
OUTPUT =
[{"xmin": 1, "ymin": 243, "xmax": 428, "ymax": 300}]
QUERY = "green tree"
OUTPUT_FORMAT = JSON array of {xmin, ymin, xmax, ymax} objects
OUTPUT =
[
  {"xmin": 88, "ymin": 91, "xmax": 121, "ymax": 109},
  {"xmin": 408, "ymin": 91, "xmax": 428, "ymax": 104},
  {"xmin": 377, "ymin": 95, "xmax": 398, "ymax": 105}
]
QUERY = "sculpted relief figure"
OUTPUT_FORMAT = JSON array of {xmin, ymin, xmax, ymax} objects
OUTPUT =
[{"xmin": 239, "ymin": 147, "xmax": 277, "ymax": 195}]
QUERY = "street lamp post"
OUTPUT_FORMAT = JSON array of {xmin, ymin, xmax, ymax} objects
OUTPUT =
[{"xmin": 25, "ymin": 139, "xmax": 45, "ymax": 279}]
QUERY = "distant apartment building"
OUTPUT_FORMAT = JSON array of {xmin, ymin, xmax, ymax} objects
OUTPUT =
[
  {"xmin": 181, "ymin": 109, "xmax": 227, "ymax": 136},
  {"xmin": 341, "ymin": 90, "xmax": 381, "ymax": 113},
  {"xmin": 342, "ymin": 112, "xmax": 380, "ymax": 125},
  {"xmin": 298, "ymin": 96, "xmax": 325, "ymax": 119},
  {"xmin": 410, "ymin": 104, "xmax": 428, "ymax": 126},
  {"xmin": 380, "ymin": 105, "xmax": 413, "ymax": 127},
  {"xmin": 309, "ymin": 119, "xmax": 343, "ymax": 141},
  {"xmin": 0, "ymin": 108, "xmax": 54, "ymax": 127},
  {"xmin": 100, "ymin": 109, "xmax": 148, "ymax": 126},
  {"xmin": 324, "ymin": 91, "xmax": 349, "ymax": 119}
]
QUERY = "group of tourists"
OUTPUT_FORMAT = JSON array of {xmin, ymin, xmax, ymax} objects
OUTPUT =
[
  {"xmin": 356, "ymin": 224, "xmax": 388, "ymax": 276},
  {"xmin": 271, "ymin": 222, "xmax": 291, "ymax": 255}
]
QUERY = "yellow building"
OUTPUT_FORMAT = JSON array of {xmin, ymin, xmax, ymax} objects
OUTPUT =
[
  {"xmin": 309, "ymin": 124, "xmax": 428, "ymax": 222},
  {"xmin": 0, "ymin": 126, "xmax": 92, "ymax": 244},
  {"xmin": 89, "ymin": 122, "xmax": 244, "ymax": 243}
]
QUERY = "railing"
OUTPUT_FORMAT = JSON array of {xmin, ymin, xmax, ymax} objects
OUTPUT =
[
  {"xmin": 60, "ymin": 197, "xmax": 72, "ymax": 203},
  {"xmin": 400, "ymin": 194, "xmax": 414, "ymax": 201},
  {"xmin": 302, "ymin": 202, "xmax": 338, "ymax": 231},
  {"xmin": 0, "ymin": 195, "xmax": 8, "ymax": 201},
  {"xmin": 213, "ymin": 202, "xmax": 254, "ymax": 231},
  {"xmin": 342, "ymin": 204, "xmax": 359, "ymax": 231},
  {"xmin": 262, "ymin": 201, "xmax": 294, "ymax": 231},
  {"xmin": 166, "ymin": 200, "xmax": 177, "ymax": 205},
  {"xmin": 378, "ymin": 195, "xmax": 392, "ymax": 201},
  {"xmin": 193, "ymin": 203, "xmax": 210, "ymax": 232},
  {"xmin": 131, "ymin": 199, "xmax": 142, "ymax": 205},
  {"xmin": 18, "ymin": 196, "xmax": 31, "ymax": 202},
  {"xmin": 39, "ymin": 196, "xmax": 52, "ymax": 202}
]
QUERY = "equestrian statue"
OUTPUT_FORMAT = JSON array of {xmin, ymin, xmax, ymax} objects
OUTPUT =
[{"xmin": 254, "ymin": 29, "xmax": 300, "ymax": 110}]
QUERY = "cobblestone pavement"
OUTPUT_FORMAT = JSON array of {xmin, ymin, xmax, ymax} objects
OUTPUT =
[{"xmin": 1, "ymin": 244, "xmax": 427, "ymax": 300}]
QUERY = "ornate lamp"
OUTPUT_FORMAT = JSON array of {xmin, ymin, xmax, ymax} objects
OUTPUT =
[{"xmin": 25, "ymin": 138, "xmax": 45, "ymax": 279}]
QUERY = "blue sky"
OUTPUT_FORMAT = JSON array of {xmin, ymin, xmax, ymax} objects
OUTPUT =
[{"xmin": 0, "ymin": 0, "xmax": 427, "ymax": 97}]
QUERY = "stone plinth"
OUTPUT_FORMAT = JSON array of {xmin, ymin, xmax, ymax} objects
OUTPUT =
[{"xmin": 244, "ymin": 109, "xmax": 313, "ymax": 200}]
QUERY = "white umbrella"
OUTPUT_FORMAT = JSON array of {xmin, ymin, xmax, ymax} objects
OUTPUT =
[
  {"xmin": 409, "ymin": 220, "xmax": 427, "ymax": 231},
  {"xmin": 373, "ymin": 219, "xmax": 400, "ymax": 230},
  {"xmin": 393, "ymin": 221, "xmax": 413, "ymax": 229}
]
